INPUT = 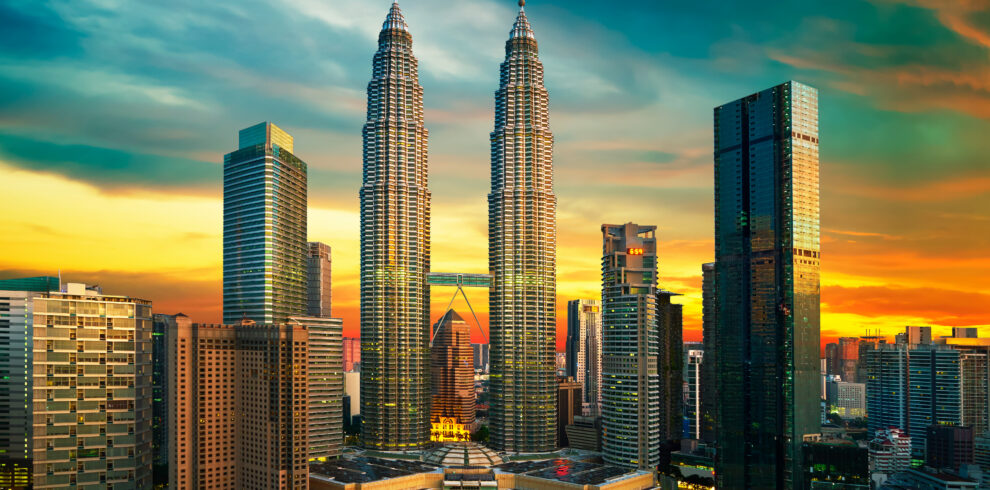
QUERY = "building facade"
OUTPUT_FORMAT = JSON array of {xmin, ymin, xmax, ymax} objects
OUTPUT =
[
  {"xmin": 296, "ymin": 317, "xmax": 344, "ymax": 461},
  {"xmin": 472, "ymin": 343, "xmax": 490, "ymax": 373},
  {"xmin": 152, "ymin": 313, "xmax": 179, "ymax": 487},
  {"xmin": 926, "ymin": 425, "xmax": 974, "ymax": 471},
  {"xmin": 557, "ymin": 377, "xmax": 582, "ymax": 448},
  {"xmin": 975, "ymin": 431, "xmax": 990, "ymax": 488},
  {"xmin": 825, "ymin": 380, "xmax": 866, "ymax": 419},
  {"xmin": 684, "ymin": 344, "xmax": 704, "ymax": 440},
  {"xmin": 343, "ymin": 337, "xmax": 360, "ymax": 372},
  {"xmin": 430, "ymin": 310, "xmax": 476, "ymax": 442},
  {"xmin": 0, "ymin": 285, "xmax": 41, "ymax": 486},
  {"xmin": 566, "ymin": 299, "xmax": 602, "ymax": 416},
  {"xmin": 869, "ymin": 428, "xmax": 912, "ymax": 476},
  {"xmin": 700, "ymin": 263, "xmax": 718, "ymax": 443},
  {"xmin": 713, "ymin": 81, "xmax": 822, "ymax": 488},
  {"xmin": 657, "ymin": 290, "xmax": 683, "ymax": 443},
  {"xmin": 601, "ymin": 223, "xmax": 660, "ymax": 469},
  {"xmin": 307, "ymin": 242, "xmax": 332, "ymax": 318},
  {"xmin": 223, "ymin": 122, "xmax": 308, "ymax": 324},
  {"xmin": 359, "ymin": 1, "xmax": 432, "ymax": 450},
  {"xmin": 488, "ymin": 2, "xmax": 557, "ymax": 453}
]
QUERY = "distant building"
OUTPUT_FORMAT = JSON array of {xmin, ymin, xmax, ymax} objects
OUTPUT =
[
  {"xmin": 557, "ymin": 377, "xmax": 582, "ymax": 448},
  {"xmin": 565, "ymin": 416, "xmax": 602, "ymax": 452},
  {"xmin": 430, "ymin": 310, "xmax": 476, "ymax": 442},
  {"xmin": 801, "ymin": 440, "xmax": 869, "ymax": 489},
  {"xmin": 343, "ymin": 337, "xmax": 360, "ymax": 372},
  {"xmin": 975, "ymin": 432, "xmax": 990, "ymax": 488},
  {"xmin": 307, "ymin": 242, "xmax": 332, "ymax": 318},
  {"xmin": 684, "ymin": 344, "xmax": 704, "ymax": 440},
  {"xmin": 555, "ymin": 352, "xmax": 567, "ymax": 375},
  {"xmin": 699, "ymin": 262, "xmax": 718, "ymax": 443},
  {"xmin": 152, "ymin": 313, "xmax": 180, "ymax": 486},
  {"xmin": 927, "ymin": 426, "xmax": 975, "ymax": 471},
  {"xmin": 658, "ymin": 290, "xmax": 683, "ymax": 443},
  {"xmin": 344, "ymin": 371, "xmax": 360, "ymax": 421},
  {"xmin": 297, "ymin": 317, "xmax": 344, "ymax": 460},
  {"xmin": 870, "ymin": 428, "xmax": 912, "ymax": 478},
  {"xmin": 838, "ymin": 337, "xmax": 861, "ymax": 382},
  {"xmin": 566, "ymin": 299, "xmax": 603, "ymax": 416},
  {"xmin": 223, "ymin": 122, "xmax": 308, "ymax": 324},
  {"xmin": 879, "ymin": 468, "xmax": 979, "ymax": 489},
  {"xmin": 472, "ymin": 343, "xmax": 490, "ymax": 373},
  {"xmin": 826, "ymin": 380, "xmax": 867, "ymax": 418}
]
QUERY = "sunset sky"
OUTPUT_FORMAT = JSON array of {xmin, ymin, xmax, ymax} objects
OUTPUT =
[{"xmin": 1, "ymin": 0, "xmax": 988, "ymax": 349}]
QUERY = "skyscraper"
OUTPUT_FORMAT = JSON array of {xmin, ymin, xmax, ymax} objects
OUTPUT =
[
  {"xmin": 430, "ymin": 310, "xmax": 476, "ymax": 442},
  {"xmin": 566, "ymin": 299, "xmax": 602, "ymax": 416},
  {"xmin": 488, "ymin": 0, "xmax": 557, "ymax": 453},
  {"xmin": 298, "ymin": 317, "xmax": 344, "ymax": 461},
  {"xmin": 223, "ymin": 122, "xmax": 308, "ymax": 324},
  {"xmin": 658, "ymin": 290, "xmax": 684, "ymax": 443},
  {"xmin": 307, "ymin": 242, "xmax": 332, "ymax": 318},
  {"xmin": 152, "ymin": 313, "xmax": 179, "ymax": 487},
  {"xmin": 700, "ymin": 262, "xmax": 718, "ymax": 444},
  {"xmin": 713, "ymin": 81, "xmax": 821, "ymax": 488},
  {"xmin": 684, "ymin": 343, "xmax": 704, "ymax": 440},
  {"xmin": 343, "ymin": 337, "xmax": 360, "ymax": 372},
  {"xmin": 359, "ymin": 1, "xmax": 432, "ymax": 450},
  {"xmin": 601, "ymin": 223, "xmax": 660, "ymax": 469}
]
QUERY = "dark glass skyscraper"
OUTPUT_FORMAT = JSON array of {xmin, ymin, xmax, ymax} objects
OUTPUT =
[
  {"xmin": 223, "ymin": 122, "xmax": 308, "ymax": 324},
  {"xmin": 700, "ymin": 262, "xmax": 718, "ymax": 443},
  {"xmin": 489, "ymin": 0, "xmax": 558, "ymax": 453},
  {"xmin": 359, "ymin": 1, "xmax": 432, "ymax": 450},
  {"xmin": 713, "ymin": 81, "xmax": 821, "ymax": 488}
]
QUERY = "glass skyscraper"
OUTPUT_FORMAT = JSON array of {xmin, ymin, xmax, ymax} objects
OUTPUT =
[
  {"xmin": 566, "ymin": 299, "xmax": 602, "ymax": 416},
  {"xmin": 359, "ymin": 1, "xmax": 432, "ymax": 450},
  {"xmin": 223, "ymin": 122, "xmax": 308, "ymax": 324},
  {"xmin": 488, "ymin": 1, "xmax": 558, "ymax": 453},
  {"xmin": 307, "ymin": 242, "xmax": 332, "ymax": 318},
  {"xmin": 601, "ymin": 223, "xmax": 660, "ymax": 469},
  {"xmin": 713, "ymin": 81, "xmax": 821, "ymax": 488}
]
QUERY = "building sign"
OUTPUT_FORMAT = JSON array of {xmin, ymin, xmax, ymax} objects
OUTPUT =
[{"xmin": 627, "ymin": 248, "xmax": 644, "ymax": 255}]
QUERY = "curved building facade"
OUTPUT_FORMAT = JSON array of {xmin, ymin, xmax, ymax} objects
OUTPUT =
[
  {"xmin": 488, "ymin": 2, "xmax": 558, "ymax": 453},
  {"xmin": 359, "ymin": 1, "xmax": 432, "ymax": 450}
]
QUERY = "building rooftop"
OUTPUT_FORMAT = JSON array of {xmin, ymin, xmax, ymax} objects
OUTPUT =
[
  {"xmin": 424, "ymin": 443, "xmax": 503, "ymax": 467},
  {"xmin": 310, "ymin": 457, "xmax": 439, "ymax": 484},
  {"xmin": 495, "ymin": 458, "xmax": 640, "ymax": 485}
]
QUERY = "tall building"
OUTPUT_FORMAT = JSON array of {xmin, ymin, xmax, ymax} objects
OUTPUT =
[
  {"xmin": 557, "ymin": 377, "xmax": 582, "ymax": 448},
  {"xmin": 343, "ymin": 337, "xmax": 360, "ymax": 372},
  {"xmin": 926, "ymin": 425, "xmax": 974, "ymax": 471},
  {"xmin": 699, "ymin": 263, "xmax": 718, "ymax": 443},
  {"xmin": 298, "ymin": 317, "xmax": 344, "ymax": 461},
  {"xmin": 825, "ymin": 380, "xmax": 866, "ymax": 418},
  {"xmin": 960, "ymin": 352, "xmax": 989, "ymax": 436},
  {"xmin": 657, "ymin": 290, "xmax": 683, "ymax": 443},
  {"xmin": 713, "ymin": 81, "xmax": 821, "ymax": 488},
  {"xmin": 152, "ymin": 313, "xmax": 179, "ymax": 487},
  {"xmin": 472, "ymin": 343, "xmax": 490, "ymax": 373},
  {"xmin": 824, "ymin": 342, "xmax": 840, "ymax": 377},
  {"xmin": 307, "ymin": 242, "xmax": 332, "ymax": 318},
  {"xmin": 869, "ymin": 428, "xmax": 912, "ymax": 476},
  {"xmin": 567, "ymin": 299, "xmax": 603, "ymax": 416},
  {"xmin": 601, "ymin": 223, "xmax": 660, "ymax": 469},
  {"xmin": 430, "ymin": 310, "xmax": 476, "ymax": 442},
  {"xmin": 169, "ymin": 318, "xmax": 313, "ymax": 489},
  {"xmin": 28, "ymin": 283, "xmax": 154, "ymax": 489},
  {"xmin": 488, "ymin": 1, "xmax": 557, "ymax": 454},
  {"xmin": 684, "ymin": 344, "xmax": 704, "ymax": 440},
  {"xmin": 223, "ymin": 121, "xmax": 308, "ymax": 325},
  {"xmin": 838, "ymin": 337, "xmax": 861, "ymax": 382},
  {"xmin": 975, "ymin": 432, "xmax": 990, "ymax": 488},
  {"xmin": 359, "ymin": 1, "xmax": 432, "ymax": 450}
]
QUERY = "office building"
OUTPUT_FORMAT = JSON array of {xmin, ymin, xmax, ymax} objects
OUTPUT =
[
  {"xmin": 825, "ymin": 342, "xmax": 840, "ymax": 378},
  {"xmin": 488, "ymin": 1, "xmax": 557, "ymax": 454},
  {"xmin": 870, "ymin": 428, "xmax": 912, "ymax": 476},
  {"xmin": 298, "ymin": 317, "xmax": 344, "ymax": 461},
  {"xmin": 343, "ymin": 337, "xmax": 360, "ymax": 372},
  {"xmin": 223, "ymin": 121, "xmax": 308, "ymax": 324},
  {"xmin": 960, "ymin": 352, "xmax": 989, "ymax": 436},
  {"xmin": 152, "ymin": 313, "xmax": 179, "ymax": 487},
  {"xmin": 684, "ymin": 344, "xmax": 704, "ymax": 440},
  {"xmin": 344, "ymin": 371, "xmax": 360, "ymax": 422},
  {"xmin": 864, "ymin": 343, "xmax": 910, "ymax": 435},
  {"xmin": 472, "ymin": 343, "xmax": 490, "ymax": 373},
  {"xmin": 169, "ymin": 317, "xmax": 311, "ymax": 489},
  {"xmin": 657, "ymin": 290, "xmax": 683, "ymax": 443},
  {"xmin": 430, "ymin": 310, "xmax": 476, "ymax": 442},
  {"xmin": 897, "ymin": 326, "xmax": 933, "ymax": 345},
  {"xmin": 713, "ymin": 81, "xmax": 822, "ymax": 488},
  {"xmin": 31, "ymin": 283, "xmax": 154, "ymax": 489},
  {"xmin": 359, "ymin": 1, "xmax": 432, "ymax": 450},
  {"xmin": 566, "ymin": 299, "xmax": 602, "ymax": 416},
  {"xmin": 975, "ymin": 432, "xmax": 990, "ymax": 488},
  {"xmin": 601, "ymin": 223, "xmax": 660, "ymax": 469},
  {"xmin": 926, "ymin": 426, "xmax": 974, "ymax": 471},
  {"xmin": 565, "ymin": 416, "xmax": 603, "ymax": 452},
  {"xmin": 838, "ymin": 337, "xmax": 861, "ymax": 382},
  {"xmin": 801, "ymin": 441, "xmax": 869, "ymax": 489},
  {"xmin": 557, "ymin": 377, "xmax": 582, "ymax": 448},
  {"xmin": 307, "ymin": 242, "xmax": 332, "ymax": 318},
  {"xmin": 699, "ymin": 263, "xmax": 717, "ymax": 443},
  {"xmin": 826, "ymin": 380, "xmax": 866, "ymax": 418}
]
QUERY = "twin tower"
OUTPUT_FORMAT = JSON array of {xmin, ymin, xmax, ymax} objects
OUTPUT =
[{"xmin": 360, "ymin": 1, "xmax": 558, "ymax": 452}]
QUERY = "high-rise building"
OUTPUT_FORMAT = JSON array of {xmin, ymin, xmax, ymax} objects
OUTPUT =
[
  {"xmin": 801, "ymin": 441, "xmax": 869, "ymax": 489},
  {"xmin": 960, "ymin": 352, "xmax": 989, "ymax": 436},
  {"xmin": 29, "ymin": 283, "xmax": 154, "ymax": 489},
  {"xmin": 601, "ymin": 223, "xmax": 660, "ymax": 469},
  {"xmin": 359, "ymin": 1, "xmax": 432, "ymax": 451},
  {"xmin": 838, "ymin": 337, "xmax": 860, "ymax": 383},
  {"xmin": 169, "ymin": 317, "xmax": 312, "ymax": 489},
  {"xmin": 557, "ymin": 377, "xmax": 582, "ymax": 448},
  {"xmin": 472, "ymin": 343, "xmax": 490, "ymax": 373},
  {"xmin": 897, "ymin": 325, "xmax": 933, "ymax": 345},
  {"xmin": 658, "ymin": 290, "xmax": 683, "ymax": 443},
  {"xmin": 488, "ymin": 1, "xmax": 557, "ymax": 454},
  {"xmin": 926, "ymin": 425, "xmax": 974, "ymax": 471},
  {"xmin": 430, "ymin": 310, "xmax": 476, "ymax": 442},
  {"xmin": 869, "ymin": 428, "xmax": 912, "ymax": 476},
  {"xmin": 824, "ymin": 342, "xmax": 840, "ymax": 377},
  {"xmin": 825, "ymin": 380, "xmax": 866, "ymax": 418},
  {"xmin": 713, "ymin": 81, "xmax": 821, "ymax": 488},
  {"xmin": 684, "ymin": 344, "xmax": 704, "ymax": 440},
  {"xmin": 344, "ymin": 371, "xmax": 360, "ymax": 422},
  {"xmin": 975, "ymin": 431, "xmax": 990, "ymax": 488},
  {"xmin": 223, "ymin": 122, "xmax": 308, "ymax": 325},
  {"xmin": 700, "ymin": 263, "xmax": 718, "ymax": 444},
  {"xmin": 307, "ymin": 242, "xmax": 332, "ymax": 318},
  {"xmin": 152, "ymin": 313, "xmax": 179, "ymax": 487},
  {"xmin": 567, "ymin": 299, "xmax": 603, "ymax": 416},
  {"xmin": 343, "ymin": 337, "xmax": 360, "ymax": 372},
  {"xmin": 297, "ymin": 317, "xmax": 344, "ymax": 461}
]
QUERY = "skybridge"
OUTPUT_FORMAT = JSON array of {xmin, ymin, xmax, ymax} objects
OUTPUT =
[{"xmin": 427, "ymin": 272, "xmax": 491, "ymax": 345}]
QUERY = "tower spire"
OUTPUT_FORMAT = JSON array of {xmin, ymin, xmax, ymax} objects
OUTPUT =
[{"xmin": 382, "ymin": 0, "xmax": 408, "ymax": 32}]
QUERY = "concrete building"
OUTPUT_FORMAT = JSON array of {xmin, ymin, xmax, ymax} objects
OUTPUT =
[
  {"xmin": 975, "ymin": 432, "xmax": 990, "ymax": 488},
  {"xmin": 557, "ymin": 377, "xmax": 582, "ymax": 448},
  {"xmin": 344, "ymin": 371, "xmax": 360, "ymax": 422},
  {"xmin": 565, "ymin": 416, "xmax": 603, "ymax": 452},
  {"xmin": 343, "ymin": 337, "xmax": 360, "ymax": 372},
  {"xmin": 684, "ymin": 344, "xmax": 704, "ymax": 440},
  {"xmin": 926, "ymin": 426, "xmax": 974, "ymax": 471},
  {"xmin": 566, "ymin": 299, "xmax": 602, "ymax": 416},
  {"xmin": 223, "ymin": 122, "xmax": 308, "ymax": 325},
  {"xmin": 298, "ymin": 317, "xmax": 344, "ymax": 460},
  {"xmin": 826, "ymin": 380, "xmax": 867, "ymax": 418},
  {"xmin": 307, "ymin": 242, "xmax": 332, "ymax": 318},
  {"xmin": 870, "ymin": 428, "xmax": 912, "ymax": 479},
  {"xmin": 657, "ymin": 290, "xmax": 683, "ymax": 443},
  {"xmin": 713, "ymin": 81, "xmax": 822, "ymax": 489},
  {"xmin": 430, "ymin": 310, "xmax": 476, "ymax": 442},
  {"xmin": 359, "ymin": 1, "xmax": 432, "ymax": 450},
  {"xmin": 601, "ymin": 223, "xmax": 660, "ymax": 469},
  {"xmin": 488, "ymin": 1, "xmax": 558, "ymax": 454},
  {"xmin": 472, "ymin": 343, "xmax": 490, "ymax": 373}
]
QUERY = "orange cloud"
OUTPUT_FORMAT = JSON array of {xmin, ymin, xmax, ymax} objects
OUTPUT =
[{"xmin": 823, "ymin": 284, "xmax": 990, "ymax": 326}]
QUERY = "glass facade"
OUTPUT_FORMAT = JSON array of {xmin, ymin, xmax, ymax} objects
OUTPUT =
[
  {"xmin": 306, "ymin": 242, "xmax": 332, "ymax": 318},
  {"xmin": 31, "ymin": 284, "xmax": 154, "ymax": 489},
  {"xmin": 700, "ymin": 262, "xmax": 718, "ymax": 444},
  {"xmin": 567, "ymin": 299, "xmax": 602, "ymax": 417},
  {"xmin": 293, "ymin": 317, "xmax": 344, "ymax": 461},
  {"xmin": 151, "ymin": 313, "xmax": 177, "ymax": 488},
  {"xmin": 601, "ymin": 223, "xmax": 660, "ymax": 469},
  {"xmin": 657, "ymin": 291, "xmax": 683, "ymax": 443},
  {"xmin": 0, "ymin": 289, "xmax": 37, "ymax": 478},
  {"xmin": 223, "ymin": 122, "xmax": 308, "ymax": 325},
  {"xmin": 713, "ymin": 81, "xmax": 821, "ymax": 488},
  {"xmin": 488, "ymin": 3, "xmax": 558, "ymax": 453},
  {"xmin": 359, "ymin": 2, "xmax": 432, "ymax": 450}
]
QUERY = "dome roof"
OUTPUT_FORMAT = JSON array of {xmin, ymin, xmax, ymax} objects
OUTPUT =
[{"xmin": 423, "ymin": 442, "xmax": 503, "ymax": 467}]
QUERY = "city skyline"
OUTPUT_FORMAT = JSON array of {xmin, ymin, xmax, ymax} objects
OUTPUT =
[{"xmin": 1, "ymin": 0, "xmax": 989, "ymax": 349}]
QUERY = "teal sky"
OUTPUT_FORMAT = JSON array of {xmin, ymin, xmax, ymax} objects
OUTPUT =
[{"xmin": 1, "ymin": 0, "xmax": 988, "ymax": 343}]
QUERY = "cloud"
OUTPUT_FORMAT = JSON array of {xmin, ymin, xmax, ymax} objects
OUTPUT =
[{"xmin": 823, "ymin": 284, "xmax": 990, "ymax": 326}]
